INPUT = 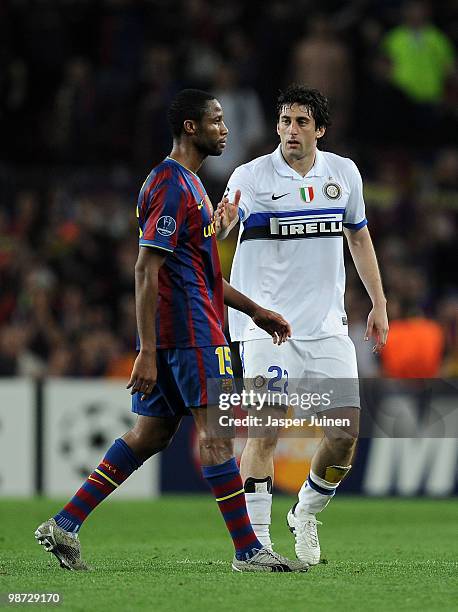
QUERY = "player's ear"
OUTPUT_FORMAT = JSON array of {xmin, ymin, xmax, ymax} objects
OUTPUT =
[
  {"xmin": 316, "ymin": 126, "xmax": 326, "ymax": 140},
  {"xmin": 183, "ymin": 119, "xmax": 197, "ymax": 136}
]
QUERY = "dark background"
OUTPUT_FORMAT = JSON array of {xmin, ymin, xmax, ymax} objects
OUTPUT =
[{"xmin": 0, "ymin": 0, "xmax": 456, "ymax": 379}]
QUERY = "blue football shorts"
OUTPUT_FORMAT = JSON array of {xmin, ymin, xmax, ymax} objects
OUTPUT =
[{"xmin": 131, "ymin": 345, "xmax": 234, "ymax": 418}]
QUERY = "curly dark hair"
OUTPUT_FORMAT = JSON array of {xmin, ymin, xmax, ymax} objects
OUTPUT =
[
  {"xmin": 167, "ymin": 89, "xmax": 216, "ymax": 138},
  {"xmin": 277, "ymin": 84, "xmax": 331, "ymax": 130}
]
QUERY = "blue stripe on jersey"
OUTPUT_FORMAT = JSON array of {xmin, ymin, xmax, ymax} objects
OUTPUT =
[
  {"xmin": 180, "ymin": 169, "xmax": 205, "ymax": 202},
  {"xmin": 244, "ymin": 208, "xmax": 346, "ymax": 229},
  {"xmin": 174, "ymin": 241, "xmax": 214, "ymax": 346},
  {"xmin": 343, "ymin": 218, "xmax": 368, "ymax": 231}
]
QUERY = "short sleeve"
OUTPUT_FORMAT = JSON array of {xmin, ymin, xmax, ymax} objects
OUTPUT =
[
  {"xmin": 343, "ymin": 160, "xmax": 368, "ymax": 231},
  {"xmin": 225, "ymin": 164, "xmax": 256, "ymax": 222},
  {"xmin": 139, "ymin": 181, "xmax": 186, "ymax": 253}
]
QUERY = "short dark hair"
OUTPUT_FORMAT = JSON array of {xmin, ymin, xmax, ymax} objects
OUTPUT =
[
  {"xmin": 167, "ymin": 89, "xmax": 216, "ymax": 138},
  {"xmin": 277, "ymin": 84, "xmax": 331, "ymax": 130}
]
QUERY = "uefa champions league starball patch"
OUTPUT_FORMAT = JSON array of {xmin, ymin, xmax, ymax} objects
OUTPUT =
[
  {"xmin": 323, "ymin": 182, "xmax": 342, "ymax": 200},
  {"xmin": 156, "ymin": 215, "xmax": 177, "ymax": 236}
]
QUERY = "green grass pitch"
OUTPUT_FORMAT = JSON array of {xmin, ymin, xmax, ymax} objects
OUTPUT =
[{"xmin": 0, "ymin": 496, "xmax": 456, "ymax": 611}]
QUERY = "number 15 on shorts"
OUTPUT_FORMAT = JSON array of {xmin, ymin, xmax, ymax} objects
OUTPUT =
[{"xmin": 215, "ymin": 346, "xmax": 233, "ymax": 376}]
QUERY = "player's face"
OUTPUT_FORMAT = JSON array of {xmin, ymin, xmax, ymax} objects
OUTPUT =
[
  {"xmin": 195, "ymin": 100, "xmax": 229, "ymax": 157},
  {"xmin": 277, "ymin": 104, "xmax": 325, "ymax": 161}
]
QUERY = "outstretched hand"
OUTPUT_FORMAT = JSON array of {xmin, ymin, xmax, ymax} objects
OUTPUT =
[
  {"xmin": 214, "ymin": 189, "xmax": 241, "ymax": 238},
  {"xmin": 251, "ymin": 307, "xmax": 292, "ymax": 345}
]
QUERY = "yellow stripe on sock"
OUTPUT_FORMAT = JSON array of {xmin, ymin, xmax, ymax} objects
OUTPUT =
[
  {"xmin": 95, "ymin": 468, "xmax": 119, "ymax": 488},
  {"xmin": 215, "ymin": 488, "xmax": 245, "ymax": 502}
]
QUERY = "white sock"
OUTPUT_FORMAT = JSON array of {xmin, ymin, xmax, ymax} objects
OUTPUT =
[
  {"xmin": 296, "ymin": 470, "xmax": 339, "ymax": 516},
  {"xmin": 245, "ymin": 491, "xmax": 272, "ymax": 549}
]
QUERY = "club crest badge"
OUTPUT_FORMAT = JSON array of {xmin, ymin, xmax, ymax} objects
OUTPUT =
[
  {"xmin": 254, "ymin": 375, "xmax": 267, "ymax": 388},
  {"xmin": 221, "ymin": 377, "xmax": 234, "ymax": 393},
  {"xmin": 323, "ymin": 182, "xmax": 342, "ymax": 200}
]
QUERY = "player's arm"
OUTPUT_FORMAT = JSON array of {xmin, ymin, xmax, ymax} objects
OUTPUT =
[
  {"xmin": 344, "ymin": 226, "xmax": 389, "ymax": 352},
  {"xmin": 126, "ymin": 247, "xmax": 166, "ymax": 399},
  {"xmin": 223, "ymin": 279, "xmax": 291, "ymax": 344}
]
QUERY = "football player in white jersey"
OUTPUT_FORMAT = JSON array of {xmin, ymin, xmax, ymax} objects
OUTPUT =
[{"xmin": 215, "ymin": 84, "xmax": 389, "ymax": 565}]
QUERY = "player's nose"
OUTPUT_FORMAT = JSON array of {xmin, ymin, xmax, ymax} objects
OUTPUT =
[{"xmin": 221, "ymin": 122, "xmax": 229, "ymax": 136}]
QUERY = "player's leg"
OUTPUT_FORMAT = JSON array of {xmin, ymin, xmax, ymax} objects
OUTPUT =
[
  {"xmin": 192, "ymin": 405, "xmax": 306, "ymax": 572},
  {"xmin": 310, "ymin": 408, "xmax": 359, "ymax": 482},
  {"xmin": 288, "ymin": 336, "xmax": 360, "ymax": 564},
  {"xmin": 123, "ymin": 414, "xmax": 181, "ymax": 462},
  {"xmin": 239, "ymin": 417, "xmax": 281, "ymax": 549},
  {"xmin": 35, "ymin": 358, "xmax": 182, "ymax": 571},
  {"xmin": 288, "ymin": 407, "xmax": 359, "ymax": 564},
  {"xmin": 296, "ymin": 405, "xmax": 359, "ymax": 515},
  {"xmin": 239, "ymin": 339, "xmax": 293, "ymax": 549},
  {"xmin": 189, "ymin": 345, "xmax": 307, "ymax": 572},
  {"xmin": 192, "ymin": 388, "xmax": 267, "ymax": 562},
  {"xmin": 50, "ymin": 407, "xmax": 181, "ymax": 535},
  {"xmin": 35, "ymin": 412, "xmax": 181, "ymax": 570}
]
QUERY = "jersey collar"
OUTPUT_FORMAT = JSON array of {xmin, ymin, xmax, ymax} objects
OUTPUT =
[
  {"xmin": 272, "ymin": 145, "xmax": 326, "ymax": 180},
  {"xmin": 166, "ymin": 156, "xmax": 199, "ymax": 177}
]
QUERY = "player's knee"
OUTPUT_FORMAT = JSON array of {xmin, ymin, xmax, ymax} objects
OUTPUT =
[
  {"xmin": 247, "ymin": 434, "xmax": 278, "ymax": 457},
  {"xmin": 125, "ymin": 422, "xmax": 175, "ymax": 460},
  {"xmin": 259, "ymin": 434, "xmax": 279, "ymax": 454},
  {"xmin": 198, "ymin": 433, "xmax": 231, "ymax": 453},
  {"xmin": 125, "ymin": 432, "xmax": 158, "ymax": 460},
  {"xmin": 149, "ymin": 432, "xmax": 174, "ymax": 454},
  {"xmin": 198, "ymin": 433, "xmax": 232, "ymax": 459}
]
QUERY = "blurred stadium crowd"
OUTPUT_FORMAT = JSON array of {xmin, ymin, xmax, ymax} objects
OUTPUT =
[{"xmin": 0, "ymin": 0, "xmax": 456, "ymax": 378}]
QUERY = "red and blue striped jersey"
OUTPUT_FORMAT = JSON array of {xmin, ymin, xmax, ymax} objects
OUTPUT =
[{"xmin": 136, "ymin": 157, "xmax": 226, "ymax": 349}]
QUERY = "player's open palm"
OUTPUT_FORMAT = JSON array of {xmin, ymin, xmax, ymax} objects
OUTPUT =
[
  {"xmin": 215, "ymin": 189, "xmax": 241, "ymax": 237},
  {"xmin": 126, "ymin": 350, "xmax": 157, "ymax": 400},
  {"xmin": 251, "ymin": 307, "xmax": 292, "ymax": 345}
]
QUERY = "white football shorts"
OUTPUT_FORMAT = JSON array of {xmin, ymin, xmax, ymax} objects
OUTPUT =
[{"xmin": 239, "ymin": 336, "xmax": 360, "ymax": 412}]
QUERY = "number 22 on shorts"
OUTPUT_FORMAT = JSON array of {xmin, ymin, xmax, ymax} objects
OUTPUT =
[{"xmin": 214, "ymin": 346, "xmax": 233, "ymax": 375}]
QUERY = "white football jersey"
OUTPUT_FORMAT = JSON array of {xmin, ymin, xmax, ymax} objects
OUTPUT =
[{"xmin": 226, "ymin": 145, "xmax": 367, "ymax": 341}]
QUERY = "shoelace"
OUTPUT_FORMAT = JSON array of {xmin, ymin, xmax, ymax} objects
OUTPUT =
[
  {"xmin": 266, "ymin": 550, "xmax": 287, "ymax": 563},
  {"xmin": 297, "ymin": 518, "xmax": 322, "ymax": 548},
  {"xmin": 250, "ymin": 548, "xmax": 285, "ymax": 565}
]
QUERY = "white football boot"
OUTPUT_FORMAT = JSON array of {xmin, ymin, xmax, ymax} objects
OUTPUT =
[{"xmin": 287, "ymin": 503, "xmax": 322, "ymax": 566}]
